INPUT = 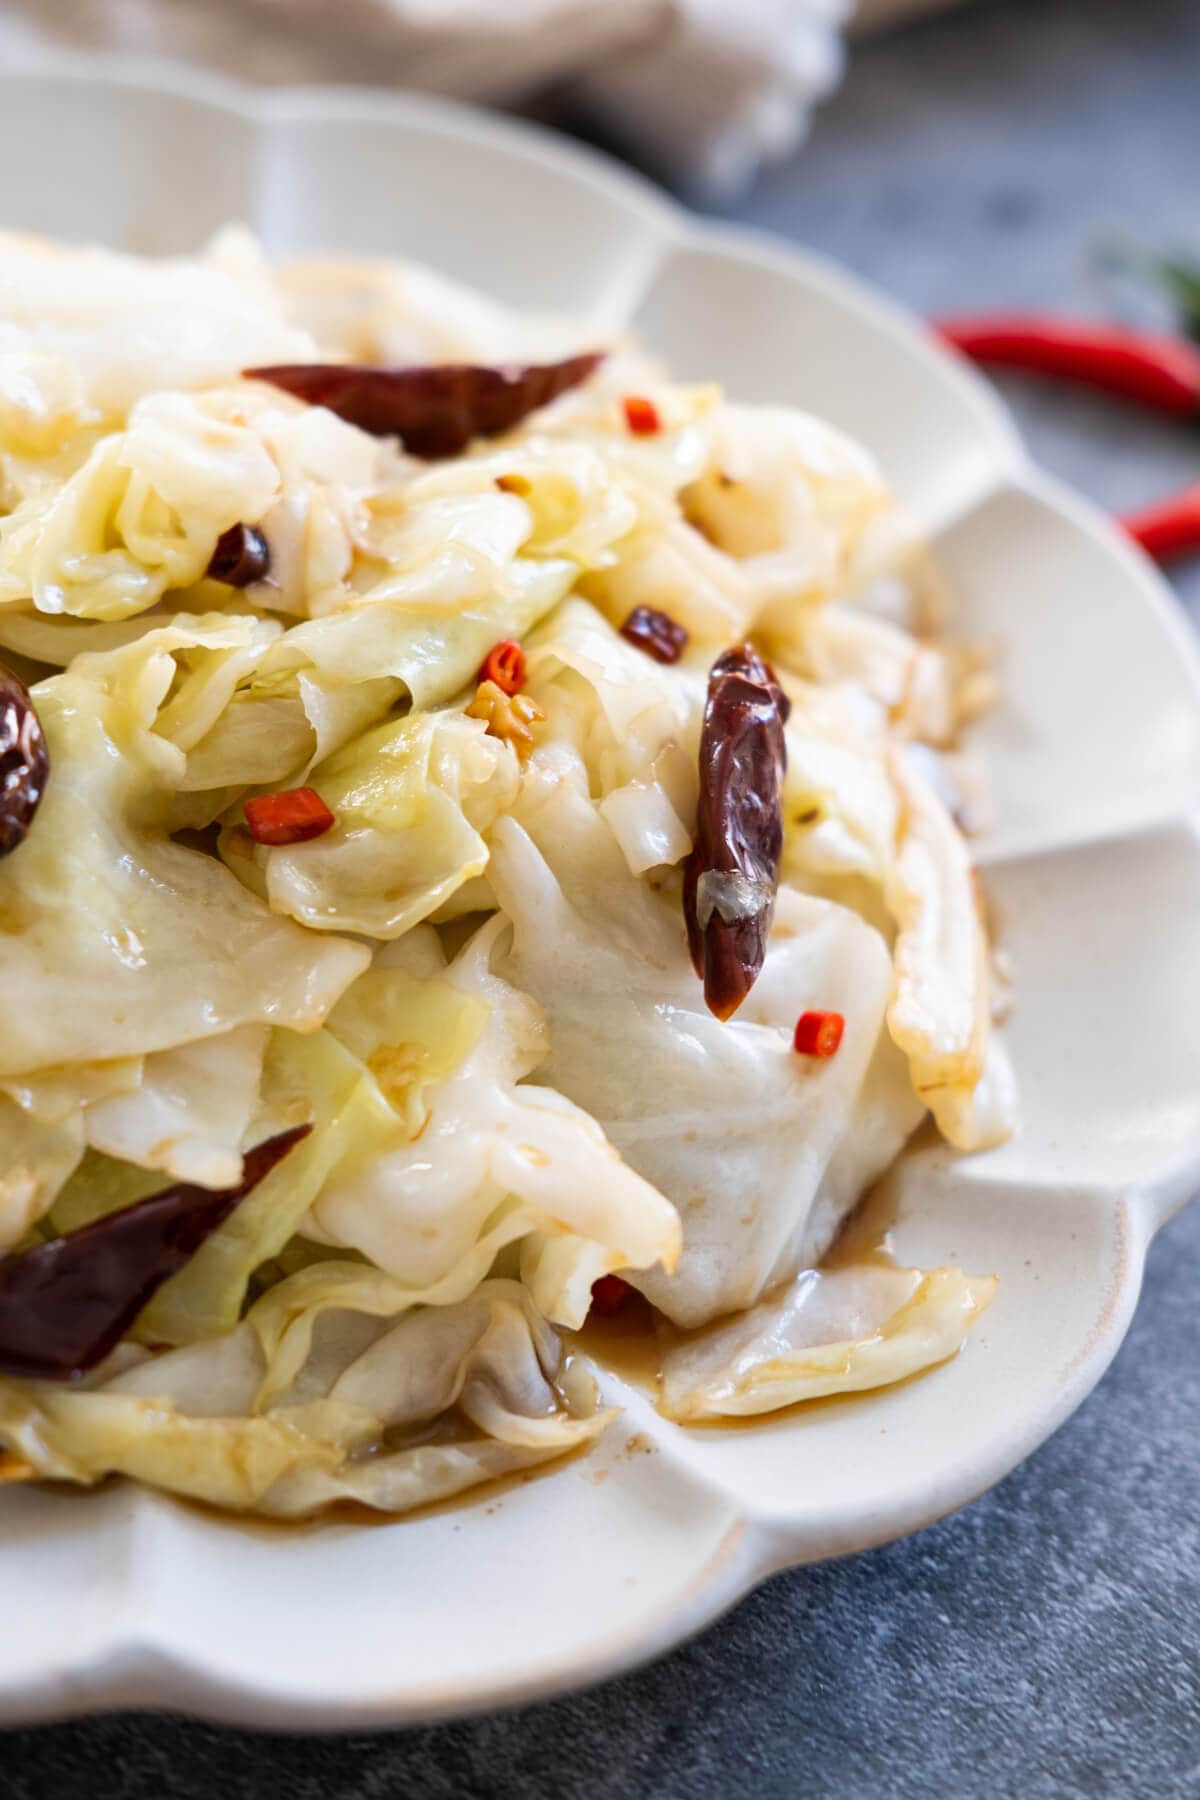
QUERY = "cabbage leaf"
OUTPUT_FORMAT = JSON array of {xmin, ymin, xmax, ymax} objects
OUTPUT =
[
  {"xmin": 488, "ymin": 769, "xmax": 923, "ymax": 1327},
  {"xmin": 0, "ymin": 621, "xmax": 368, "ymax": 1077},
  {"xmin": 659, "ymin": 1263, "xmax": 996, "ymax": 1421}
]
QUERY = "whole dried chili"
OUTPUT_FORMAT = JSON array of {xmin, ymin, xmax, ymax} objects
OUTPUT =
[
  {"xmin": 0, "ymin": 664, "xmax": 49, "ymax": 858},
  {"xmin": 244, "ymin": 786, "xmax": 335, "ymax": 847},
  {"xmin": 0, "ymin": 1125, "xmax": 311, "ymax": 1381},
  {"xmin": 245, "ymin": 352, "xmax": 605, "ymax": 459},
  {"xmin": 619, "ymin": 605, "xmax": 688, "ymax": 665},
  {"xmin": 206, "ymin": 521, "xmax": 271, "ymax": 587},
  {"xmin": 936, "ymin": 315, "xmax": 1200, "ymax": 417},
  {"xmin": 684, "ymin": 645, "xmax": 790, "ymax": 1021}
]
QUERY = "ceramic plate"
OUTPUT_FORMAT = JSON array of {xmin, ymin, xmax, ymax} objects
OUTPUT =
[{"xmin": 1, "ymin": 51, "xmax": 1199, "ymax": 1730}]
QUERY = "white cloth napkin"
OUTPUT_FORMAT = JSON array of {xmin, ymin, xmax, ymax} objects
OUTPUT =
[{"xmin": 0, "ymin": 0, "xmax": 853, "ymax": 194}]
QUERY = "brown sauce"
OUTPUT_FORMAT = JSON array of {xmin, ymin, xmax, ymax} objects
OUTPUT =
[
  {"xmin": 821, "ymin": 1170, "xmax": 904, "ymax": 1271},
  {"xmin": 567, "ymin": 1289, "xmax": 664, "ymax": 1399},
  {"xmin": 23, "ymin": 1176, "xmax": 916, "ymax": 1525}
]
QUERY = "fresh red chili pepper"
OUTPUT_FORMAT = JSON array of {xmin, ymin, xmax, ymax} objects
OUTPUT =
[
  {"xmin": 793, "ymin": 1010, "xmax": 845, "ymax": 1059},
  {"xmin": 1121, "ymin": 484, "xmax": 1200, "ymax": 564},
  {"xmin": 0, "ymin": 664, "xmax": 48, "ymax": 858},
  {"xmin": 244, "ymin": 786, "xmax": 335, "ymax": 847},
  {"xmin": 936, "ymin": 315, "xmax": 1200, "ymax": 417},
  {"xmin": 623, "ymin": 395, "xmax": 661, "ymax": 435},
  {"xmin": 590, "ymin": 1274, "xmax": 632, "ymax": 1316},
  {"xmin": 480, "ymin": 639, "xmax": 526, "ymax": 695}
]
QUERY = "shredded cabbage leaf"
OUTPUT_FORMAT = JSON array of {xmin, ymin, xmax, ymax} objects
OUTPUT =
[
  {"xmin": 489, "ymin": 765, "xmax": 922, "ymax": 1327},
  {"xmin": 0, "ymin": 621, "xmax": 368, "ymax": 1079},
  {"xmin": 658, "ymin": 1263, "xmax": 997, "ymax": 1421},
  {"xmin": 0, "ymin": 1281, "xmax": 607, "ymax": 1515}
]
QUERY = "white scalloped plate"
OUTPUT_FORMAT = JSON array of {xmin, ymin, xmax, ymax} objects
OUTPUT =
[{"xmin": 2, "ymin": 51, "xmax": 1199, "ymax": 1731}]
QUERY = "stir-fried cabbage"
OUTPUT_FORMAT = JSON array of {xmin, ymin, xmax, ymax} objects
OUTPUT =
[
  {"xmin": 0, "ymin": 1281, "xmax": 607, "ymax": 1515},
  {"xmin": 0, "ymin": 620, "xmax": 368, "ymax": 1081},
  {"xmin": 659, "ymin": 1263, "xmax": 997, "ymax": 1421},
  {"xmin": 309, "ymin": 919, "xmax": 681, "ymax": 1327},
  {"xmin": 0, "ymin": 230, "xmax": 1015, "ymax": 1517},
  {"xmin": 488, "ymin": 771, "xmax": 923, "ymax": 1327},
  {"xmin": 225, "ymin": 709, "xmax": 521, "ymax": 938}
]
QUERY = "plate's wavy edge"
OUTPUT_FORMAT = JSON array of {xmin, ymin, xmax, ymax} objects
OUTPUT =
[
  {"xmin": 1, "ymin": 48, "xmax": 1198, "ymax": 1730},
  {"xmin": 0, "ymin": 1194, "xmax": 1161, "ymax": 1733}
]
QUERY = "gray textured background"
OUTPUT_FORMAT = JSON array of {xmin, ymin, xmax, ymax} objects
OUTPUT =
[{"xmin": 3, "ymin": 0, "xmax": 1199, "ymax": 1793}]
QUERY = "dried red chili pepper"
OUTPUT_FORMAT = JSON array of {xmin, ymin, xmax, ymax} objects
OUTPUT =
[
  {"xmin": 206, "ymin": 521, "xmax": 271, "ymax": 587},
  {"xmin": 793, "ymin": 1010, "xmax": 845, "ymax": 1058},
  {"xmin": 245, "ymin": 352, "xmax": 605, "ymax": 458},
  {"xmin": 619, "ymin": 605, "xmax": 688, "ymax": 665},
  {"xmin": 480, "ymin": 639, "xmax": 526, "ymax": 695},
  {"xmin": 0, "ymin": 664, "xmax": 49, "ymax": 858},
  {"xmin": 936, "ymin": 315, "xmax": 1200, "ymax": 417},
  {"xmin": 1122, "ymin": 483, "xmax": 1200, "ymax": 564},
  {"xmin": 623, "ymin": 394, "xmax": 661, "ymax": 435},
  {"xmin": 244, "ymin": 786, "xmax": 335, "ymax": 847},
  {"xmin": 0, "ymin": 1125, "xmax": 311, "ymax": 1382},
  {"xmin": 684, "ymin": 645, "xmax": 790, "ymax": 1022},
  {"xmin": 590, "ymin": 1275, "xmax": 632, "ymax": 1316}
]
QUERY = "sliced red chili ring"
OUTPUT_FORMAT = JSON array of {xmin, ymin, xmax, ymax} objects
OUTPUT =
[
  {"xmin": 793, "ymin": 1010, "xmax": 845, "ymax": 1058},
  {"xmin": 480, "ymin": 639, "xmax": 526, "ymax": 695}
]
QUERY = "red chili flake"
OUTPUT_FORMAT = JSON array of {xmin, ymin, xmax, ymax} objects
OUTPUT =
[
  {"xmin": 495, "ymin": 472, "xmax": 532, "ymax": 496},
  {"xmin": 206, "ymin": 522, "xmax": 271, "ymax": 587},
  {"xmin": 623, "ymin": 395, "xmax": 661, "ymax": 435},
  {"xmin": 480, "ymin": 639, "xmax": 526, "ymax": 696},
  {"xmin": 793, "ymin": 1010, "xmax": 845, "ymax": 1059},
  {"xmin": 244, "ymin": 786, "xmax": 335, "ymax": 847},
  {"xmin": 619, "ymin": 605, "xmax": 688, "ymax": 665},
  {"xmin": 591, "ymin": 1275, "xmax": 632, "ymax": 1316}
]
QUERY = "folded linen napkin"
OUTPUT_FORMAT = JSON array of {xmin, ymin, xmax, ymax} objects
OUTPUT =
[{"xmin": 0, "ymin": 0, "xmax": 854, "ymax": 194}]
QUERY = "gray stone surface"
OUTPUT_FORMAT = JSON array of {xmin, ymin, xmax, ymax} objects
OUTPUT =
[{"xmin": 3, "ymin": 0, "xmax": 1199, "ymax": 1793}]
